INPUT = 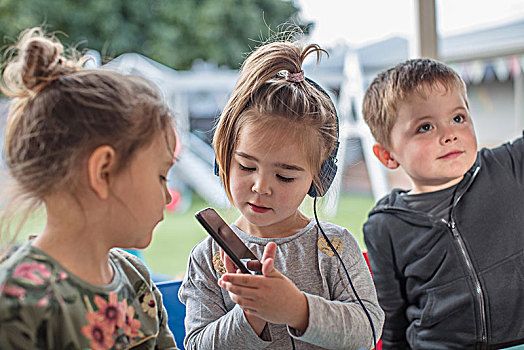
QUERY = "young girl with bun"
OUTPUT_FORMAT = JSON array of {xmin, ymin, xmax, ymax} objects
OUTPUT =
[{"xmin": 0, "ymin": 27, "xmax": 178, "ymax": 349}]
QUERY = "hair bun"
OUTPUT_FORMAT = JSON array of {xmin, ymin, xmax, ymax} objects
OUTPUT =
[
  {"xmin": 1, "ymin": 27, "xmax": 82, "ymax": 97},
  {"xmin": 22, "ymin": 37, "xmax": 65, "ymax": 90}
]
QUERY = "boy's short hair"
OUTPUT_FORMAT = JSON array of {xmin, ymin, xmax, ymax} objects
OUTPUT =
[{"xmin": 362, "ymin": 58, "xmax": 468, "ymax": 147}]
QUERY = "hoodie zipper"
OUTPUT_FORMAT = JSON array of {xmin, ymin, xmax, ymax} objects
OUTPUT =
[
  {"xmin": 445, "ymin": 166, "xmax": 487, "ymax": 348},
  {"xmin": 447, "ymin": 218, "xmax": 487, "ymax": 348}
]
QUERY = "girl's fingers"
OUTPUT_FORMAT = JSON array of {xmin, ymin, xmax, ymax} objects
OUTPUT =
[
  {"xmin": 229, "ymin": 293, "xmax": 258, "ymax": 308},
  {"xmin": 220, "ymin": 273, "xmax": 261, "ymax": 287},
  {"xmin": 261, "ymin": 242, "xmax": 277, "ymax": 262},
  {"xmin": 246, "ymin": 259, "xmax": 262, "ymax": 272},
  {"xmin": 219, "ymin": 278, "xmax": 258, "ymax": 297},
  {"xmin": 220, "ymin": 248, "xmax": 238, "ymax": 273},
  {"xmin": 261, "ymin": 243, "xmax": 286, "ymax": 278},
  {"xmin": 262, "ymin": 257, "xmax": 275, "ymax": 276}
]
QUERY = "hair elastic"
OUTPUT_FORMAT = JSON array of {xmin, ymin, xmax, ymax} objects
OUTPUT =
[{"xmin": 285, "ymin": 70, "xmax": 305, "ymax": 83}]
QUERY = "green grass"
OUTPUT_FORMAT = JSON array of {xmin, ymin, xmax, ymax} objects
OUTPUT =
[
  {"xmin": 9, "ymin": 193, "xmax": 376, "ymax": 279},
  {"xmin": 144, "ymin": 193, "xmax": 375, "ymax": 278}
]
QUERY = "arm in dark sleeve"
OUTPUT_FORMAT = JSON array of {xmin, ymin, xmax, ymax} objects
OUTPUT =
[
  {"xmin": 364, "ymin": 217, "xmax": 410, "ymax": 350},
  {"xmin": 486, "ymin": 132, "xmax": 524, "ymax": 184}
]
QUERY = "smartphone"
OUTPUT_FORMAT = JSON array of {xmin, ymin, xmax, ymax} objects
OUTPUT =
[{"xmin": 195, "ymin": 208, "xmax": 262, "ymax": 274}]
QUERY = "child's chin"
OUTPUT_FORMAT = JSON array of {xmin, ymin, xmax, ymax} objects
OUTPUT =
[{"xmin": 135, "ymin": 233, "xmax": 154, "ymax": 249}]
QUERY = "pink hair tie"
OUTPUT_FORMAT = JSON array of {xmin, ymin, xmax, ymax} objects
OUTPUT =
[{"xmin": 285, "ymin": 70, "xmax": 305, "ymax": 83}]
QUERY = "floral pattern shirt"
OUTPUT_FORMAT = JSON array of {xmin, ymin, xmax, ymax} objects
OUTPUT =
[{"xmin": 0, "ymin": 242, "xmax": 178, "ymax": 349}]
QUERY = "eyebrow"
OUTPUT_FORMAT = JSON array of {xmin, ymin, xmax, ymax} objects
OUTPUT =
[
  {"xmin": 418, "ymin": 105, "xmax": 467, "ymax": 119},
  {"xmin": 235, "ymin": 151, "xmax": 305, "ymax": 171},
  {"xmin": 450, "ymin": 106, "xmax": 468, "ymax": 114},
  {"xmin": 409, "ymin": 115, "xmax": 431, "ymax": 125}
]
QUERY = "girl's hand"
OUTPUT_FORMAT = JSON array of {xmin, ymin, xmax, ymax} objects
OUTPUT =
[
  {"xmin": 219, "ymin": 248, "xmax": 267, "ymax": 334},
  {"xmin": 219, "ymin": 247, "xmax": 240, "ymax": 274},
  {"xmin": 218, "ymin": 242, "xmax": 309, "ymax": 333}
]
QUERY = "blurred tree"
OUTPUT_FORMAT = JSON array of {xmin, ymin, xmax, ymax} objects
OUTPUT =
[{"xmin": 0, "ymin": 0, "xmax": 312, "ymax": 70}]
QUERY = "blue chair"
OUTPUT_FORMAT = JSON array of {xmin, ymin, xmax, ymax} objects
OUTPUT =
[{"xmin": 156, "ymin": 280, "xmax": 186, "ymax": 349}]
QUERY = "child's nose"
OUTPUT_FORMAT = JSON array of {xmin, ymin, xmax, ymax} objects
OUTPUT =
[
  {"xmin": 252, "ymin": 176, "xmax": 271, "ymax": 195},
  {"xmin": 164, "ymin": 184, "xmax": 173, "ymax": 204},
  {"xmin": 441, "ymin": 126, "xmax": 458, "ymax": 144}
]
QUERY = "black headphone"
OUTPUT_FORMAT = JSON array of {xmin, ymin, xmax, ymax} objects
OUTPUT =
[
  {"xmin": 304, "ymin": 77, "xmax": 339, "ymax": 198},
  {"xmin": 214, "ymin": 77, "xmax": 339, "ymax": 198}
]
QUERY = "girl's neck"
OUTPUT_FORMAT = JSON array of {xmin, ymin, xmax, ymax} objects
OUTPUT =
[
  {"xmin": 32, "ymin": 229, "xmax": 114, "ymax": 285},
  {"xmin": 35, "ymin": 194, "xmax": 115, "ymax": 285}
]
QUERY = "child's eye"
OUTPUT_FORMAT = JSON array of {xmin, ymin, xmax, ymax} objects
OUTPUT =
[
  {"xmin": 239, "ymin": 164, "xmax": 255, "ymax": 172},
  {"xmin": 159, "ymin": 175, "xmax": 168, "ymax": 182},
  {"xmin": 277, "ymin": 174, "xmax": 295, "ymax": 183},
  {"xmin": 417, "ymin": 123, "xmax": 433, "ymax": 133},
  {"xmin": 453, "ymin": 115, "xmax": 465, "ymax": 123}
]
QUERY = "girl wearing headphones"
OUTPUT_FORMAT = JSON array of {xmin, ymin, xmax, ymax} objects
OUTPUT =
[{"xmin": 179, "ymin": 40, "xmax": 384, "ymax": 350}]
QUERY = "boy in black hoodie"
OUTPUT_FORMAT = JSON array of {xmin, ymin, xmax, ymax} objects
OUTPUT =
[{"xmin": 362, "ymin": 58, "xmax": 524, "ymax": 349}]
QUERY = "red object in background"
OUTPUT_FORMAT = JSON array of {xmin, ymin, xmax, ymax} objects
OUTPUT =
[
  {"xmin": 363, "ymin": 249, "xmax": 382, "ymax": 350},
  {"xmin": 166, "ymin": 188, "xmax": 181, "ymax": 212},
  {"xmin": 363, "ymin": 250, "xmax": 372, "ymax": 276},
  {"xmin": 165, "ymin": 127, "xmax": 182, "ymax": 212}
]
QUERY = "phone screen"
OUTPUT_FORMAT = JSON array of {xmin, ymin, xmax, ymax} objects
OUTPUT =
[{"xmin": 195, "ymin": 208, "xmax": 261, "ymax": 274}]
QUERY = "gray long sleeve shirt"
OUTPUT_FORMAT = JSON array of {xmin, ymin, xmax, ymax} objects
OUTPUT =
[{"xmin": 179, "ymin": 219, "xmax": 384, "ymax": 349}]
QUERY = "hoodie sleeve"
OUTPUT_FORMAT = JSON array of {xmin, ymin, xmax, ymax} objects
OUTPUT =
[
  {"xmin": 364, "ymin": 213, "xmax": 410, "ymax": 350},
  {"xmin": 484, "ymin": 133, "xmax": 524, "ymax": 186}
]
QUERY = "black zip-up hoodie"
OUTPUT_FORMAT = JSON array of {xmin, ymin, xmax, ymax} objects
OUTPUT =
[{"xmin": 364, "ymin": 135, "xmax": 524, "ymax": 349}]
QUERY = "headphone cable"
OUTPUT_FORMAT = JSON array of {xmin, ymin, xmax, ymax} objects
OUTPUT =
[{"xmin": 313, "ymin": 197, "xmax": 378, "ymax": 350}]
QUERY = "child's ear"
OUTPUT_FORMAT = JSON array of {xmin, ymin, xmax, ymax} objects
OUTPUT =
[
  {"xmin": 372, "ymin": 143, "xmax": 399, "ymax": 169},
  {"xmin": 87, "ymin": 145, "xmax": 116, "ymax": 199}
]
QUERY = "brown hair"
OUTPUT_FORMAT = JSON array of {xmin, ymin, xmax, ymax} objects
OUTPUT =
[
  {"xmin": 213, "ymin": 40, "xmax": 338, "ymax": 201},
  {"xmin": 0, "ymin": 27, "xmax": 174, "ymax": 250},
  {"xmin": 362, "ymin": 58, "xmax": 468, "ymax": 148}
]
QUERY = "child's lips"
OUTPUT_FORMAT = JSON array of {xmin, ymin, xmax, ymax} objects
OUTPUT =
[
  {"xmin": 248, "ymin": 203, "xmax": 270, "ymax": 213},
  {"xmin": 438, "ymin": 150, "xmax": 463, "ymax": 159}
]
